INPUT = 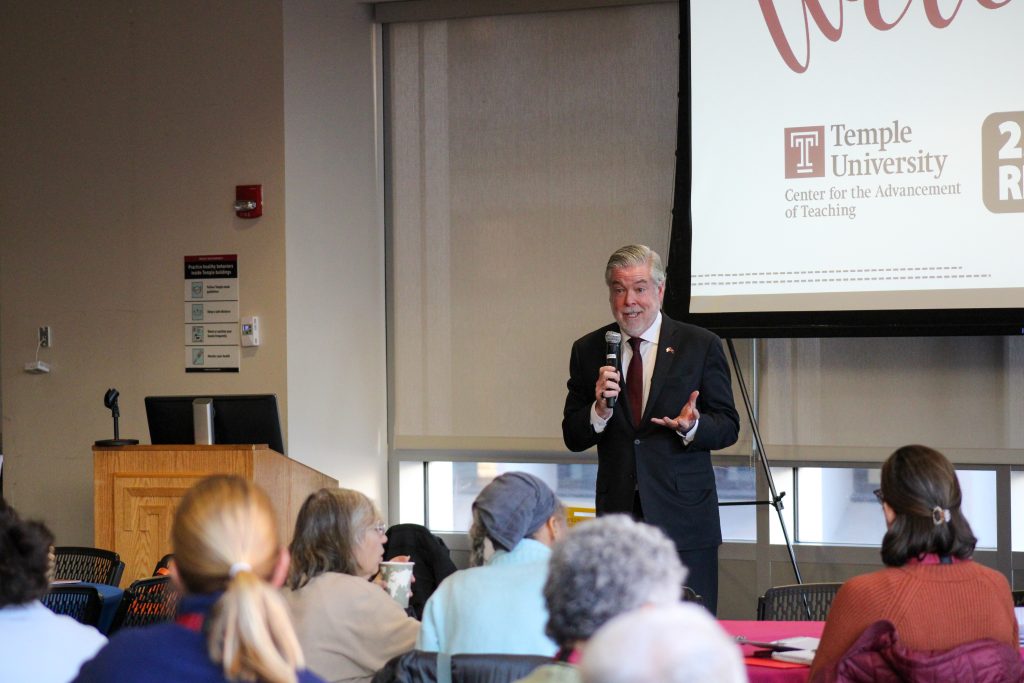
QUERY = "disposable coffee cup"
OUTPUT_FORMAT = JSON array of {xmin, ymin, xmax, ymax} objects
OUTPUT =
[{"xmin": 379, "ymin": 561, "xmax": 415, "ymax": 609}]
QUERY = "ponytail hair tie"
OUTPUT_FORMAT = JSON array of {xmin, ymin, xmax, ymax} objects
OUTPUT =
[
  {"xmin": 931, "ymin": 506, "xmax": 951, "ymax": 526},
  {"xmin": 229, "ymin": 561, "xmax": 252, "ymax": 578}
]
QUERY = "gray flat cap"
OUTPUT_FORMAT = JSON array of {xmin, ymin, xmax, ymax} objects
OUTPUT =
[{"xmin": 472, "ymin": 471, "xmax": 558, "ymax": 551}]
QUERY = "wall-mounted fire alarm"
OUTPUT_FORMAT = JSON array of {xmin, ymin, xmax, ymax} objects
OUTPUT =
[{"xmin": 235, "ymin": 185, "xmax": 262, "ymax": 218}]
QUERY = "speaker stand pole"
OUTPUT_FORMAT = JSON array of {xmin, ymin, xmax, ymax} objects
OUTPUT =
[{"xmin": 720, "ymin": 338, "xmax": 803, "ymax": 586}]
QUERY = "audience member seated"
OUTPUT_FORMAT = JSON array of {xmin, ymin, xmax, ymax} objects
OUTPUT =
[
  {"xmin": 516, "ymin": 515, "xmax": 687, "ymax": 683},
  {"xmin": 0, "ymin": 501, "xmax": 106, "ymax": 683},
  {"xmin": 579, "ymin": 603, "xmax": 746, "ymax": 683},
  {"xmin": 824, "ymin": 619, "xmax": 1022, "ymax": 682},
  {"xmin": 286, "ymin": 488, "xmax": 419, "ymax": 683},
  {"xmin": 383, "ymin": 523, "xmax": 457, "ymax": 620},
  {"xmin": 809, "ymin": 445, "xmax": 1019, "ymax": 682},
  {"xmin": 418, "ymin": 471, "xmax": 565, "ymax": 657},
  {"xmin": 74, "ymin": 475, "xmax": 324, "ymax": 683}
]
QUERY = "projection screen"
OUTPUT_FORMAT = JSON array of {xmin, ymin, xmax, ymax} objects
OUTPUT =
[{"xmin": 685, "ymin": 0, "xmax": 1024, "ymax": 336}]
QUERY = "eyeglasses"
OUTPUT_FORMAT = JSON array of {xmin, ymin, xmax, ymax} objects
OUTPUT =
[
  {"xmin": 873, "ymin": 488, "xmax": 884, "ymax": 504},
  {"xmin": 368, "ymin": 521, "xmax": 387, "ymax": 536}
]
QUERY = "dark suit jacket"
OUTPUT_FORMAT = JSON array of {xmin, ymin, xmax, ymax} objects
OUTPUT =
[{"xmin": 562, "ymin": 315, "xmax": 739, "ymax": 550}]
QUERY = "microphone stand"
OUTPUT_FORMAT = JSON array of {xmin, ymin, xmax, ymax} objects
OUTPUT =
[
  {"xmin": 719, "ymin": 339, "xmax": 810, "ymax": 616},
  {"xmin": 95, "ymin": 399, "xmax": 139, "ymax": 447}
]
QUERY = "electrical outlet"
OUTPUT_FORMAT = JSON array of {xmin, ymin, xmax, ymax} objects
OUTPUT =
[{"xmin": 39, "ymin": 326, "xmax": 51, "ymax": 348}]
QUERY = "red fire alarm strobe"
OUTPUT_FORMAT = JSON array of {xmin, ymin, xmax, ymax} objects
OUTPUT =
[{"xmin": 235, "ymin": 185, "xmax": 263, "ymax": 218}]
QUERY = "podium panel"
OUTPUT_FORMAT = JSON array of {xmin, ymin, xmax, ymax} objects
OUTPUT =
[{"xmin": 94, "ymin": 445, "xmax": 337, "ymax": 585}]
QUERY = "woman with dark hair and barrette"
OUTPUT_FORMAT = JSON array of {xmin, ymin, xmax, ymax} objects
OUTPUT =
[{"xmin": 809, "ymin": 445, "xmax": 1019, "ymax": 681}]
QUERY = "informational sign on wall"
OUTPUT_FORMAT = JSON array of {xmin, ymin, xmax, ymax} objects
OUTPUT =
[{"xmin": 184, "ymin": 254, "xmax": 240, "ymax": 372}]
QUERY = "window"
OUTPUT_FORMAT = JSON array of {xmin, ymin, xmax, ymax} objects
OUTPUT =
[
  {"xmin": 425, "ymin": 462, "xmax": 595, "ymax": 533},
  {"xmin": 796, "ymin": 468, "xmax": 885, "ymax": 545},
  {"xmin": 1012, "ymin": 470, "xmax": 1024, "ymax": 552},
  {"xmin": 419, "ymin": 461, "xmax": 786, "ymax": 542},
  {"xmin": 794, "ymin": 466, "xmax": 997, "ymax": 548},
  {"xmin": 716, "ymin": 465, "xmax": 756, "ymax": 541},
  {"xmin": 956, "ymin": 469, "xmax": 996, "ymax": 550}
]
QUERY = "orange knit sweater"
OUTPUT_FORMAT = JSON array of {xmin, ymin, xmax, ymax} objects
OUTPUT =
[{"xmin": 808, "ymin": 560, "xmax": 1019, "ymax": 680}]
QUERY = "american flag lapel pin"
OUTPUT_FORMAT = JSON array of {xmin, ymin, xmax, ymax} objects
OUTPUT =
[{"xmin": 665, "ymin": 346, "xmax": 675, "ymax": 354}]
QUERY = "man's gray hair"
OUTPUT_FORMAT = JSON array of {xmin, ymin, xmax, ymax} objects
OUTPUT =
[
  {"xmin": 604, "ymin": 244, "xmax": 666, "ymax": 287},
  {"xmin": 580, "ymin": 603, "xmax": 747, "ymax": 683},
  {"xmin": 543, "ymin": 515, "xmax": 686, "ymax": 647}
]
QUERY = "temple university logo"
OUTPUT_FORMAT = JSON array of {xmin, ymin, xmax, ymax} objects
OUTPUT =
[{"xmin": 785, "ymin": 126, "xmax": 825, "ymax": 178}]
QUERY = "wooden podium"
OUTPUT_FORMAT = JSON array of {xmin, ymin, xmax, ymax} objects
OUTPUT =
[{"xmin": 93, "ymin": 444, "xmax": 337, "ymax": 585}]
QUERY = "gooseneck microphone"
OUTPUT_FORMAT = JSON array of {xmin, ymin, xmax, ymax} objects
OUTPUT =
[{"xmin": 604, "ymin": 331, "xmax": 622, "ymax": 408}]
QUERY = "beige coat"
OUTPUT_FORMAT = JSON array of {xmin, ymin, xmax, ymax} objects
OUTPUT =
[{"xmin": 287, "ymin": 572, "xmax": 420, "ymax": 683}]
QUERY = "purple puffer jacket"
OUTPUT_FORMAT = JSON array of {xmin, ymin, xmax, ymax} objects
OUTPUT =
[{"xmin": 819, "ymin": 620, "xmax": 1024, "ymax": 683}]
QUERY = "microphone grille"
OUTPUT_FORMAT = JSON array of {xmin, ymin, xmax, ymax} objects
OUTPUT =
[{"xmin": 604, "ymin": 331, "xmax": 621, "ymax": 344}]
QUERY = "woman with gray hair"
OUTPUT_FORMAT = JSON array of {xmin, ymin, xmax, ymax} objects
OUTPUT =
[
  {"xmin": 418, "ymin": 471, "xmax": 566, "ymax": 658},
  {"xmin": 515, "ymin": 515, "xmax": 687, "ymax": 683},
  {"xmin": 580, "ymin": 604, "xmax": 747, "ymax": 683},
  {"xmin": 286, "ymin": 488, "xmax": 419, "ymax": 683}
]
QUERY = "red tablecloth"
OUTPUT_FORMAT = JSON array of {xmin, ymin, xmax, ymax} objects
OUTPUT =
[
  {"xmin": 719, "ymin": 620, "xmax": 824, "ymax": 683},
  {"xmin": 721, "ymin": 620, "xmax": 1024, "ymax": 682}
]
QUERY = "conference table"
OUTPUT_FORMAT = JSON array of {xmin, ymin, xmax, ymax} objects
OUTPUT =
[
  {"xmin": 720, "ymin": 620, "xmax": 824, "ymax": 683},
  {"xmin": 721, "ymin": 618, "xmax": 1024, "ymax": 682}
]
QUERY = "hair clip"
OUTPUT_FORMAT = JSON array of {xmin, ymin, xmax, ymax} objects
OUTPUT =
[
  {"xmin": 931, "ymin": 506, "xmax": 951, "ymax": 526},
  {"xmin": 229, "ymin": 561, "xmax": 252, "ymax": 577}
]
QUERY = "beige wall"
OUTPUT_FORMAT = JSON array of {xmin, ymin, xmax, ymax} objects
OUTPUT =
[
  {"xmin": 3, "ymin": 0, "xmax": 1022, "ymax": 552},
  {"xmin": 283, "ymin": 1, "xmax": 388, "ymax": 501},
  {"xmin": 0, "ymin": 0, "xmax": 386, "ymax": 544}
]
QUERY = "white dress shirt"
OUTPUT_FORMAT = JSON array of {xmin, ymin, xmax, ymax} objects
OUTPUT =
[{"xmin": 591, "ymin": 312, "xmax": 698, "ymax": 443}]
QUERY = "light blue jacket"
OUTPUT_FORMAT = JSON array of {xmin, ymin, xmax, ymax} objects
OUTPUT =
[{"xmin": 417, "ymin": 538, "xmax": 556, "ymax": 657}]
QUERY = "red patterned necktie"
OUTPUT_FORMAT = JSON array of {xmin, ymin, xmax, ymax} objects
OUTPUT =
[{"xmin": 627, "ymin": 337, "xmax": 643, "ymax": 428}]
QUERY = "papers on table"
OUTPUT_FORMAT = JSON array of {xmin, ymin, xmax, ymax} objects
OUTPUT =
[{"xmin": 770, "ymin": 636, "xmax": 820, "ymax": 665}]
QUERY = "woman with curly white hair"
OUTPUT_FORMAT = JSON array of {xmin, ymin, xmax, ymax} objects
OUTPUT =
[
  {"xmin": 515, "ymin": 515, "xmax": 693, "ymax": 683},
  {"xmin": 580, "ymin": 603, "xmax": 747, "ymax": 683}
]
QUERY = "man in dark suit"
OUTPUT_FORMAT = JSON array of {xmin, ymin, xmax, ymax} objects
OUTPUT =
[{"xmin": 562, "ymin": 244, "xmax": 739, "ymax": 614}]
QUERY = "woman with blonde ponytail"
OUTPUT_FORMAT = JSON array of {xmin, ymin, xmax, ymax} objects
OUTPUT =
[{"xmin": 74, "ymin": 476, "xmax": 325, "ymax": 683}]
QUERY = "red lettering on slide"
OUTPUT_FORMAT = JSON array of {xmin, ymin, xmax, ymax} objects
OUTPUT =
[{"xmin": 758, "ymin": 0, "xmax": 1015, "ymax": 73}]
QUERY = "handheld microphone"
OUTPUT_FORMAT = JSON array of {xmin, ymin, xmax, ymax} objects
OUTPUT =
[{"xmin": 604, "ymin": 331, "xmax": 621, "ymax": 408}]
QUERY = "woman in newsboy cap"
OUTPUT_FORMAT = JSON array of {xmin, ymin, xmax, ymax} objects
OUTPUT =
[{"xmin": 418, "ymin": 471, "xmax": 566, "ymax": 659}]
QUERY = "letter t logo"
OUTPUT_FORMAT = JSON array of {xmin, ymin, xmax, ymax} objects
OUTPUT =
[{"xmin": 785, "ymin": 126, "xmax": 825, "ymax": 178}]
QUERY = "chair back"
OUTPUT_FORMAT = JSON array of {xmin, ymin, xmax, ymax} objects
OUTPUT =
[
  {"xmin": 682, "ymin": 585, "xmax": 705, "ymax": 607},
  {"xmin": 53, "ymin": 546, "xmax": 124, "ymax": 586},
  {"xmin": 108, "ymin": 575, "xmax": 180, "ymax": 633},
  {"xmin": 757, "ymin": 582, "xmax": 842, "ymax": 620},
  {"xmin": 153, "ymin": 553, "xmax": 174, "ymax": 576},
  {"xmin": 372, "ymin": 651, "xmax": 549, "ymax": 683},
  {"xmin": 451, "ymin": 653, "xmax": 550, "ymax": 683},
  {"xmin": 42, "ymin": 584, "xmax": 103, "ymax": 627},
  {"xmin": 372, "ymin": 650, "xmax": 438, "ymax": 683}
]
